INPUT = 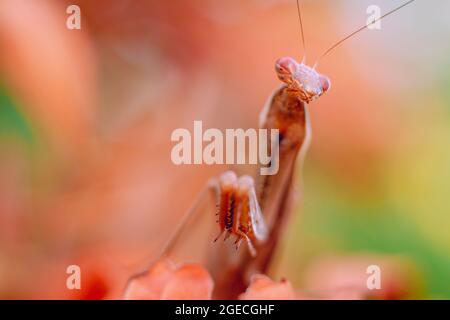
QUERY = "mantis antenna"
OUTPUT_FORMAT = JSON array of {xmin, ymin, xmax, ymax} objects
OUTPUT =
[
  {"xmin": 314, "ymin": 0, "xmax": 417, "ymax": 68},
  {"xmin": 296, "ymin": 0, "xmax": 307, "ymax": 62}
]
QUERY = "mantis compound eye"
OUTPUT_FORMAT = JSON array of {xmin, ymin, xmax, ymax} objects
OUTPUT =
[
  {"xmin": 319, "ymin": 74, "xmax": 331, "ymax": 94},
  {"xmin": 275, "ymin": 57, "xmax": 298, "ymax": 82}
]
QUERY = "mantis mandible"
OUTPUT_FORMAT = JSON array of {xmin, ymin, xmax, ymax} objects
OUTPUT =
[{"xmin": 127, "ymin": 0, "xmax": 417, "ymax": 299}]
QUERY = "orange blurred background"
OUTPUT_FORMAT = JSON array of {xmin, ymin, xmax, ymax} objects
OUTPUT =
[{"xmin": 0, "ymin": 0, "xmax": 449, "ymax": 299}]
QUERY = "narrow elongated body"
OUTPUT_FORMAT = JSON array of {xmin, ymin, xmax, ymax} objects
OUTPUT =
[
  {"xmin": 211, "ymin": 57, "xmax": 327, "ymax": 264},
  {"xmin": 213, "ymin": 57, "xmax": 329, "ymax": 257},
  {"xmin": 210, "ymin": 68, "xmax": 316, "ymax": 297}
]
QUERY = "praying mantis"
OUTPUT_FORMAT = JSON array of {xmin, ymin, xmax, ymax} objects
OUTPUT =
[{"xmin": 126, "ymin": 0, "xmax": 417, "ymax": 299}]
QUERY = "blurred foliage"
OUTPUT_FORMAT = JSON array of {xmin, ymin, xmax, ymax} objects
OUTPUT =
[
  {"xmin": 287, "ymin": 164, "xmax": 450, "ymax": 299},
  {"xmin": 0, "ymin": 85, "xmax": 35, "ymax": 145}
]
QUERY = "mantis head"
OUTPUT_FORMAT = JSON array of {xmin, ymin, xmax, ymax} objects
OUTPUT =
[
  {"xmin": 277, "ymin": 0, "xmax": 416, "ymax": 104},
  {"xmin": 275, "ymin": 57, "xmax": 330, "ymax": 103}
]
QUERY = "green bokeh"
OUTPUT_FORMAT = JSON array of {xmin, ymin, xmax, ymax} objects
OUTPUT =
[
  {"xmin": 295, "ymin": 170, "xmax": 450, "ymax": 298},
  {"xmin": 0, "ymin": 84, "xmax": 35, "ymax": 145}
]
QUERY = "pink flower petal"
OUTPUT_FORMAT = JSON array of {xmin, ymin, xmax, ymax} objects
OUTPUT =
[
  {"xmin": 124, "ymin": 259, "xmax": 214, "ymax": 300},
  {"xmin": 124, "ymin": 259, "xmax": 176, "ymax": 300},
  {"xmin": 239, "ymin": 275, "xmax": 296, "ymax": 300},
  {"xmin": 161, "ymin": 263, "xmax": 214, "ymax": 300}
]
